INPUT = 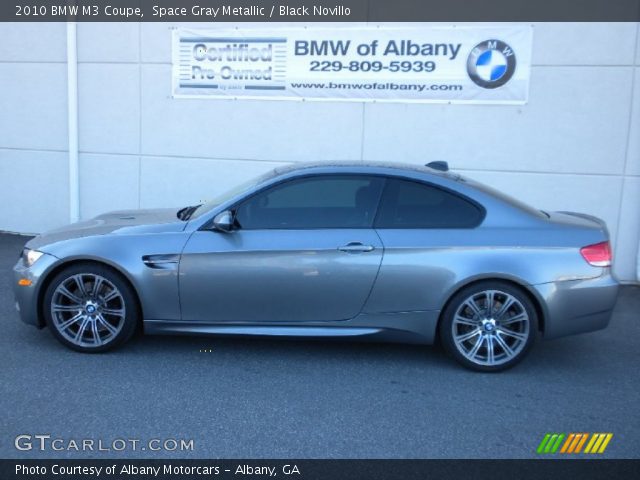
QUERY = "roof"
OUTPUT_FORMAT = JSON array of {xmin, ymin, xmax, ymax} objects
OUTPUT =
[{"xmin": 274, "ymin": 160, "xmax": 453, "ymax": 177}]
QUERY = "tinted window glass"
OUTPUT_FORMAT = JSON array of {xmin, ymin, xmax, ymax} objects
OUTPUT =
[
  {"xmin": 461, "ymin": 177, "xmax": 547, "ymax": 218},
  {"xmin": 235, "ymin": 176, "xmax": 385, "ymax": 229},
  {"xmin": 375, "ymin": 179, "xmax": 483, "ymax": 229}
]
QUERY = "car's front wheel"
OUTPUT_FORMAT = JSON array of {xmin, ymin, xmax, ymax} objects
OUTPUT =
[
  {"xmin": 439, "ymin": 282, "xmax": 538, "ymax": 372},
  {"xmin": 43, "ymin": 263, "xmax": 139, "ymax": 352}
]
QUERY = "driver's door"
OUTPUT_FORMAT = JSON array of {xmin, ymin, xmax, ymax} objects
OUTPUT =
[{"xmin": 179, "ymin": 175, "xmax": 385, "ymax": 323}]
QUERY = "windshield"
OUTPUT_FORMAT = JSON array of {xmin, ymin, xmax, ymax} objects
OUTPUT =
[{"xmin": 189, "ymin": 169, "xmax": 278, "ymax": 219}]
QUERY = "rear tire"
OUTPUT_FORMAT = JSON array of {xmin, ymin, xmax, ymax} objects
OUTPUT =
[
  {"xmin": 43, "ymin": 263, "xmax": 139, "ymax": 353},
  {"xmin": 439, "ymin": 281, "xmax": 538, "ymax": 372}
]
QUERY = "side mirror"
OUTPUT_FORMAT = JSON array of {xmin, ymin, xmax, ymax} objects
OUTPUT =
[{"xmin": 212, "ymin": 210, "xmax": 234, "ymax": 232}]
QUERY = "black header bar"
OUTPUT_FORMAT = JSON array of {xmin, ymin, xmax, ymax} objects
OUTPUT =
[{"xmin": 3, "ymin": 0, "xmax": 640, "ymax": 22}]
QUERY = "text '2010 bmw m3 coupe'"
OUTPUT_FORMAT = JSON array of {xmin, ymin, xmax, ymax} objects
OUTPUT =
[{"xmin": 13, "ymin": 162, "xmax": 619, "ymax": 371}]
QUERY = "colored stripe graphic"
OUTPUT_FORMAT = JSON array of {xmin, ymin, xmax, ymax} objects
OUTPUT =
[
  {"xmin": 537, "ymin": 434, "xmax": 551, "ymax": 454},
  {"xmin": 565, "ymin": 433, "xmax": 588, "ymax": 453},
  {"xmin": 597, "ymin": 433, "xmax": 613, "ymax": 453},
  {"xmin": 560, "ymin": 433, "xmax": 575, "ymax": 453},
  {"xmin": 585, "ymin": 433, "xmax": 613, "ymax": 454},
  {"xmin": 538, "ymin": 433, "xmax": 613, "ymax": 454},
  {"xmin": 573, "ymin": 433, "xmax": 589, "ymax": 453},
  {"xmin": 584, "ymin": 433, "xmax": 599, "ymax": 453},
  {"xmin": 550, "ymin": 434, "xmax": 565, "ymax": 453},
  {"xmin": 537, "ymin": 433, "xmax": 565, "ymax": 454}
]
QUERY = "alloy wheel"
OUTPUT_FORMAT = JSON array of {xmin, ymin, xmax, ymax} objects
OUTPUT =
[
  {"xmin": 451, "ymin": 289, "xmax": 530, "ymax": 367},
  {"xmin": 50, "ymin": 273, "xmax": 126, "ymax": 348}
]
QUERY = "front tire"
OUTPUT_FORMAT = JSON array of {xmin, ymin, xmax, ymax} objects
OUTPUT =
[
  {"xmin": 439, "ymin": 282, "xmax": 538, "ymax": 372},
  {"xmin": 43, "ymin": 263, "xmax": 139, "ymax": 353}
]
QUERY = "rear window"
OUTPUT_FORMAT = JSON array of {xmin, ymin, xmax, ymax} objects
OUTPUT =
[
  {"xmin": 374, "ymin": 178, "xmax": 484, "ymax": 229},
  {"xmin": 462, "ymin": 177, "xmax": 547, "ymax": 219}
]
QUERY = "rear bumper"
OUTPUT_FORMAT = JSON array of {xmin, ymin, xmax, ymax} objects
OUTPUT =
[{"xmin": 533, "ymin": 273, "xmax": 619, "ymax": 339}]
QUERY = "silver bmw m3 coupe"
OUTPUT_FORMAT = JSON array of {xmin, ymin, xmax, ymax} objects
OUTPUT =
[{"xmin": 13, "ymin": 161, "xmax": 619, "ymax": 371}]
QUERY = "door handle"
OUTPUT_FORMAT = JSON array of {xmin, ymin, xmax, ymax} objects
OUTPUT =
[{"xmin": 338, "ymin": 242, "xmax": 375, "ymax": 253}]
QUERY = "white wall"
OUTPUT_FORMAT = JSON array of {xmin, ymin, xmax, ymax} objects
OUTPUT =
[{"xmin": 0, "ymin": 22, "xmax": 638, "ymax": 281}]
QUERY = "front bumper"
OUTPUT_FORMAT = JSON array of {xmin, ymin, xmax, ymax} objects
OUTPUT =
[
  {"xmin": 13, "ymin": 252, "xmax": 60, "ymax": 328},
  {"xmin": 533, "ymin": 272, "xmax": 619, "ymax": 339}
]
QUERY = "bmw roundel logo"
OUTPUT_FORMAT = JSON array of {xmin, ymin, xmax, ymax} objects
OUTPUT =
[{"xmin": 467, "ymin": 39, "xmax": 517, "ymax": 89}]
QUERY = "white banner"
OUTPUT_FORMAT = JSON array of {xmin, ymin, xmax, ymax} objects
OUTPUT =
[{"xmin": 172, "ymin": 25, "xmax": 532, "ymax": 104}]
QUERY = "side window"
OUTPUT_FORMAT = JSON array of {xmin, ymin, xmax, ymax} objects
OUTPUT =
[
  {"xmin": 235, "ymin": 175, "xmax": 385, "ymax": 229},
  {"xmin": 374, "ymin": 178, "xmax": 484, "ymax": 229}
]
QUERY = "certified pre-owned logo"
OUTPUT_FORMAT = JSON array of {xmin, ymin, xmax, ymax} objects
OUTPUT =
[{"xmin": 467, "ymin": 39, "xmax": 516, "ymax": 89}]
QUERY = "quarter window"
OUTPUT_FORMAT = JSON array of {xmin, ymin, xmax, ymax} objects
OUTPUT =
[
  {"xmin": 374, "ymin": 178, "xmax": 484, "ymax": 229},
  {"xmin": 235, "ymin": 175, "xmax": 385, "ymax": 229}
]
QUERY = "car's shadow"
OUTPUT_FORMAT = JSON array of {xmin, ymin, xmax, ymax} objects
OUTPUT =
[
  {"xmin": 127, "ymin": 331, "xmax": 451, "ymax": 365},
  {"xmin": 15, "ymin": 313, "xmax": 618, "ymax": 376},
  {"xmin": 119, "ymin": 329, "xmax": 612, "ymax": 376}
]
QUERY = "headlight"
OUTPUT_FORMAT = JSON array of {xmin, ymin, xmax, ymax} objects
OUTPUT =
[{"xmin": 23, "ymin": 249, "xmax": 44, "ymax": 267}]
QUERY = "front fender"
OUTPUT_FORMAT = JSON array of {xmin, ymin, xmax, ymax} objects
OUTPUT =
[{"xmin": 31, "ymin": 233, "xmax": 189, "ymax": 323}]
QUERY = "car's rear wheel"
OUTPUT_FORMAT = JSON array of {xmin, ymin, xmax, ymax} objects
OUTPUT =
[
  {"xmin": 439, "ymin": 282, "xmax": 538, "ymax": 372},
  {"xmin": 43, "ymin": 263, "xmax": 138, "ymax": 352}
]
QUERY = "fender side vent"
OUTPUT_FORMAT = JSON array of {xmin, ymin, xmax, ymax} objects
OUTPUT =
[{"xmin": 142, "ymin": 254, "xmax": 179, "ymax": 269}]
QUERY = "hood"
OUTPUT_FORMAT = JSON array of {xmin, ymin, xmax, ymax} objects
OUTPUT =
[{"xmin": 27, "ymin": 208, "xmax": 186, "ymax": 251}]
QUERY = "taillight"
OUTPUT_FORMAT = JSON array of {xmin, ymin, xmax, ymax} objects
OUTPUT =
[{"xmin": 580, "ymin": 241, "xmax": 612, "ymax": 267}]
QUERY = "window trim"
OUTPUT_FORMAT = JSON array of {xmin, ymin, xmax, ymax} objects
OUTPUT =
[
  {"xmin": 214, "ymin": 173, "xmax": 388, "ymax": 231},
  {"xmin": 200, "ymin": 172, "xmax": 486, "ymax": 231},
  {"xmin": 372, "ymin": 177, "xmax": 486, "ymax": 230}
]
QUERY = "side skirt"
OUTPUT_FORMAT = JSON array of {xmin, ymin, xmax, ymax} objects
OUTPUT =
[{"xmin": 143, "ymin": 311, "xmax": 439, "ymax": 345}]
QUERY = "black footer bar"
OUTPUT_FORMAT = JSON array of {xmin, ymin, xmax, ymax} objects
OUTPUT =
[{"xmin": 2, "ymin": 459, "xmax": 640, "ymax": 480}]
